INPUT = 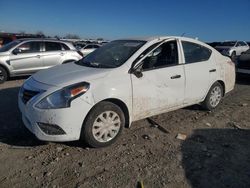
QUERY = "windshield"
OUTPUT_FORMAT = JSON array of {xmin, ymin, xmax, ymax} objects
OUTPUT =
[
  {"xmin": 76, "ymin": 40, "xmax": 146, "ymax": 68},
  {"xmin": 0, "ymin": 40, "xmax": 21, "ymax": 52},
  {"xmin": 218, "ymin": 41, "xmax": 236, "ymax": 47}
]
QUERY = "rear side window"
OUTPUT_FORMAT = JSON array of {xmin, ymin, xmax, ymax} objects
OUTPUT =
[
  {"xmin": 16, "ymin": 42, "xmax": 41, "ymax": 53},
  {"xmin": 45, "ymin": 42, "xmax": 62, "ymax": 51},
  {"xmin": 182, "ymin": 41, "xmax": 212, "ymax": 64}
]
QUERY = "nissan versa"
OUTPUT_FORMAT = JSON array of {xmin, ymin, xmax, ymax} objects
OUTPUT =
[{"xmin": 18, "ymin": 36, "xmax": 235, "ymax": 147}]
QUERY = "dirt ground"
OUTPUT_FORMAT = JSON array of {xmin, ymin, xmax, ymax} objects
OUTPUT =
[{"xmin": 0, "ymin": 76, "xmax": 250, "ymax": 188}]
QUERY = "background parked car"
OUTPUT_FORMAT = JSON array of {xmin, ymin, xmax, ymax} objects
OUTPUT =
[
  {"xmin": 215, "ymin": 41, "xmax": 249, "ymax": 60},
  {"xmin": 80, "ymin": 44, "xmax": 100, "ymax": 56},
  {"xmin": 237, "ymin": 49, "xmax": 250, "ymax": 76},
  {"xmin": 0, "ymin": 32, "xmax": 45, "ymax": 46},
  {"xmin": 0, "ymin": 38, "xmax": 82, "ymax": 84}
]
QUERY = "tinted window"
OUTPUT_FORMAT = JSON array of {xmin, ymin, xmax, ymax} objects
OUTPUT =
[
  {"xmin": 93, "ymin": 45, "xmax": 100, "ymax": 48},
  {"xmin": 0, "ymin": 40, "xmax": 21, "ymax": 52},
  {"xmin": 239, "ymin": 41, "xmax": 247, "ymax": 46},
  {"xmin": 182, "ymin": 41, "xmax": 211, "ymax": 64},
  {"xmin": 142, "ymin": 40, "xmax": 179, "ymax": 70},
  {"xmin": 76, "ymin": 40, "xmax": 145, "ymax": 68},
  {"xmin": 84, "ymin": 45, "xmax": 93, "ymax": 49},
  {"xmin": 133, "ymin": 42, "xmax": 161, "ymax": 66},
  {"xmin": 61, "ymin": 43, "xmax": 70, "ymax": 50},
  {"xmin": 45, "ymin": 42, "xmax": 62, "ymax": 51},
  {"xmin": 16, "ymin": 42, "xmax": 41, "ymax": 53}
]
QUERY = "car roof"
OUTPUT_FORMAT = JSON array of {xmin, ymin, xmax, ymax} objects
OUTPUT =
[
  {"xmin": 117, "ymin": 36, "xmax": 202, "ymax": 43},
  {"xmin": 17, "ymin": 38, "xmax": 70, "ymax": 43}
]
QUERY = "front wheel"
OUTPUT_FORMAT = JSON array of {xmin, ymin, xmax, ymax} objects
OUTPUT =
[
  {"xmin": 80, "ymin": 101, "xmax": 125, "ymax": 148},
  {"xmin": 202, "ymin": 82, "xmax": 223, "ymax": 111}
]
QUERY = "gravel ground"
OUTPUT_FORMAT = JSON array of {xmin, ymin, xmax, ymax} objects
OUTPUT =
[{"xmin": 0, "ymin": 76, "xmax": 250, "ymax": 188}]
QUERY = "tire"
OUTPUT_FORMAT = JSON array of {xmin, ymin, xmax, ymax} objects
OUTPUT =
[
  {"xmin": 0, "ymin": 66, "xmax": 7, "ymax": 84},
  {"xmin": 80, "ymin": 101, "xmax": 125, "ymax": 148},
  {"xmin": 202, "ymin": 82, "xmax": 223, "ymax": 111}
]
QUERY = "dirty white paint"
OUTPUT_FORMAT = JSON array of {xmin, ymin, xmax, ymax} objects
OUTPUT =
[{"xmin": 18, "ymin": 36, "xmax": 236, "ymax": 142}]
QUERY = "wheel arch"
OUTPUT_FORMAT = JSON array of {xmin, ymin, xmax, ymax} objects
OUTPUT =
[
  {"xmin": 101, "ymin": 98, "xmax": 130, "ymax": 128},
  {"xmin": 217, "ymin": 80, "xmax": 225, "ymax": 96},
  {"xmin": 0, "ymin": 64, "xmax": 10, "ymax": 78},
  {"xmin": 82, "ymin": 98, "xmax": 130, "ymax": 129}
]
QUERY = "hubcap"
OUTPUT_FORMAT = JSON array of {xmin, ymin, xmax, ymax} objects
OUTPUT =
[
  {"xmin": 92, "ymin": 111, "xmax": 121, "ymax": 143},
  {"xmin": 209, "ymin": 86, "xmax": 222, "ymax": 108}
]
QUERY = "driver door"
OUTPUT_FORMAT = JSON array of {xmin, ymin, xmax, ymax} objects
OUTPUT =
[
  {"xmin": 131, "ymin": 40, "xmax": 185, "ymax": 121},
  {"xmin": 9, "ymin": 41, "xmax": 43, "ymax": 75}
]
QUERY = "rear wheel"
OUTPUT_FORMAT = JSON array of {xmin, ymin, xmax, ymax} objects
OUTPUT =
[
  {"xmin": 80, "ymin": 101, "xmax": 125, "ymax": 148},
  {"xmin": 202, "ymin": 82, "xmax": 223, "ymax": 111},
  {"xmin": 0, "ymin": 67, "xmax": 7, "ymax": 84}
]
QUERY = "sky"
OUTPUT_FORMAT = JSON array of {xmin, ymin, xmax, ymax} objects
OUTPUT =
[{"xmin": 0, "ymin": 0, "xmax": 250, "ymax": 42}]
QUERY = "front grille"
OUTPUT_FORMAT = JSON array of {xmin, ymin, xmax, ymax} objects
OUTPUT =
[{"xmin": 22, "ymin": 89, "xmax": 40, "ymax": 104}]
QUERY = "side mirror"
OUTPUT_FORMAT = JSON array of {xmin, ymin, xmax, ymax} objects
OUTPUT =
[
  {"xmin": 132, "ymin": 66, "xmax": 143, "ymax": 78},
  {"xmin": 12, "ymin": 48, "xmax": 21, "ymax": 55}
]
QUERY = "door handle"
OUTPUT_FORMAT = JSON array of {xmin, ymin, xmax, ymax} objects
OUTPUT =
[
  {"xmin": 171, "ymin": 75, "xmax": 181, "ymax": 79},
  {"xmin": 36, "ymin": 55, "xmax": 41, "ymax": 58},
  {"xmin": 209, "ymin": 69, "xmax": 216, "ymax": 72}
]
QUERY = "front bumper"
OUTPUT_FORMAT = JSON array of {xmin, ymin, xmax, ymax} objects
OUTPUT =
[{"xmin": 18, "ymin": 79, "xmax": 93, "ymax": 142}]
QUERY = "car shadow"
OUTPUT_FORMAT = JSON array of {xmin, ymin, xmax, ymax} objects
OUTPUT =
[
  {"xmin": 0, "ymin": 87, "xmax": 44, "ymax": 147},
  {"xmin": 181, "ymin": 129, "xmax": 250, "ymax": 188}
]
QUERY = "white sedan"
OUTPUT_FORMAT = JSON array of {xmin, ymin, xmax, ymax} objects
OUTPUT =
[
  {"xmin": 80, "ymin": 44, "xmax": 100, "ymax": 56},
  {"xmin": 18, "ymin": 36, "xmax": 235, "ymax": 147}
]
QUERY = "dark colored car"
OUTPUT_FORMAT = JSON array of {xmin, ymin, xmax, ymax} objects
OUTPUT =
[{"xmin": 237, "ymin": 49, "xmax": 250, "ymax": 75}]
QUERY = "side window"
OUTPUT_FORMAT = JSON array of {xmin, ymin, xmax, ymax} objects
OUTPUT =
[
  {"xmin": 182, "ymin": 41, "xmax": 211, "ymax": 64},
  {"xmin": 84, "ymin": 45, "xmax": 93, "ymax": 49},
  {"xmin": 239, "ymin": 41, "xmax": 246, "ymax": 46},
  {"xmin": 141, "ymin": 41, "xmax": 179, "ymax": 70},
  {"xmin": 45, "ymin": 42, "xmax": 62, "ymax": 51},
  {"xmin": 15, "ymin": 42, "xmax": 41, "ymax": 53},
  {"xmin": 93, "ymin": 45, "xmax": 100, "ymax": 48},
  {"xmin": 61, "ymin": 43, "xmax": 70, "ymax": 50}
]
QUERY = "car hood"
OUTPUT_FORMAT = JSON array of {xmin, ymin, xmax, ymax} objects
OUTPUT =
[{"xmin": 32, "ymin": 62, "xmax": 112, "ymax": 87}]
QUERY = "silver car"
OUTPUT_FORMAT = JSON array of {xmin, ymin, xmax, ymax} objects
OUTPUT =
[{"xmin": 0, "ymin": 39, "xmax": 82, "ymax": 83}]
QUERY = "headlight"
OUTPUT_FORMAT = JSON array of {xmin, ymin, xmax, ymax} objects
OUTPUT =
[{"xmin": 35, "ymin": 82, "xmax": 90, "ymax": 109}]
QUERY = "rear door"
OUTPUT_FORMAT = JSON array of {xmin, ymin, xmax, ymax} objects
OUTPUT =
[
  {"xmin": 9, "ymin": 41, "xmax": 43, "ymax": 74},
  {"xmin": 181, "ymin": 41, "xmax": 215, "ymax": 104},
  {"xmin": 131, "ymin": 40, "xmax": 185, "ymax": 120},
  {"xmin": 42, "ymin": 42, "xmax": 64, "ymax": 68}
]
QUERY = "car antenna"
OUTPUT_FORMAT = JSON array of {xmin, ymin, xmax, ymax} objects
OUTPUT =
[{"xmin": 181, "ymin": 33, "xmax": 186, "ymax": 37}]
